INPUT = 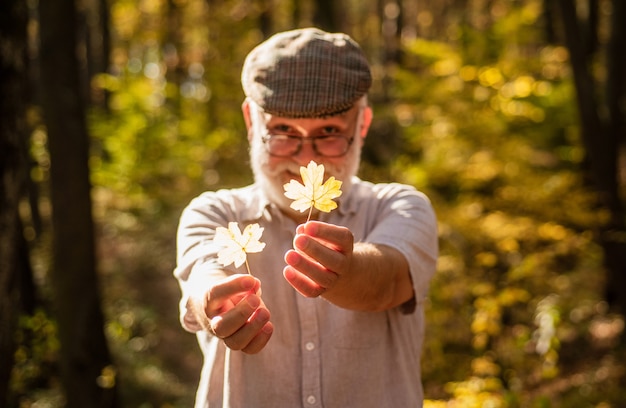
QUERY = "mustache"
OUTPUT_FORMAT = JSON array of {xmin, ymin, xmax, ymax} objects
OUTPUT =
[
  {"xmin": 249, "ymin": 136, "xmax": 355, "ymax": 184},
  {"xmin": 270, "ymin": 161, "xmax": 343, "ymax": 179}
]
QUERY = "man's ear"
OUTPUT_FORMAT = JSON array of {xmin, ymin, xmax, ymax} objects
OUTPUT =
[
  {"xmin": 242, "ymin": 99, "xmax": 253, "ymax": 141},
  {"xmin": 360, "ymin": 106, "xmax": 373, "ymax": 138}
]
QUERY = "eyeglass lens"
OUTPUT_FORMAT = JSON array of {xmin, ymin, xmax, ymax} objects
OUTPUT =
[{"xmin": 265, "ymin": 135, "xmax": 351, "ymax": 157}]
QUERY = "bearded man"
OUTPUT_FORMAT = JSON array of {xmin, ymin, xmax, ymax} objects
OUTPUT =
[{"xmin": 174, "ymin": 27, "xmax": 438, "ymax": 408}]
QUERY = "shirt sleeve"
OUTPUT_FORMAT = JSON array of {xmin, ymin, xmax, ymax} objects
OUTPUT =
[
  {"xmin": 174, "ymin": 193, "xmax": 232, "ymax": 332},
  {"xmin": 364, "ymin": 183, "xmax": 438, "ymax": 308}
]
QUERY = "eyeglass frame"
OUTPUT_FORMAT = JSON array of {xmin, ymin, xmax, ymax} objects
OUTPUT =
[
  {"xmin": 260, "ymin": 133, "xmax": 355, "ymax": 158},
  {"xmin": 250, "ymin": 102, "xmax": 365, "ymax": 158}
]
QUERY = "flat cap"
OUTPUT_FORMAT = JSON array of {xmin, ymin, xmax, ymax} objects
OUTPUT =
[{"xmin": 242, "ymin": 28, "xmax": 372, "ymax": 118}]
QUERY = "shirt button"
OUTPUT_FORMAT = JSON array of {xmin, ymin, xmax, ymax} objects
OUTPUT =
[
  {"xmin": 305, "ymin": 342, "xmax": 315, "ymax": 351},
  {"xmin": 306, "ymin": 395, "xmax": 317, "ymax": 405}
]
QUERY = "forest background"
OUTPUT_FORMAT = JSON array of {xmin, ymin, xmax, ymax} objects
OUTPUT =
[{"xmin": 1, "ymin": 0, "xmax": 626, "ymax": 407}]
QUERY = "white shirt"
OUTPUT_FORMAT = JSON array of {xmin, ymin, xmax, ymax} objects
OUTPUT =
[{"xmin": 174, "ymin": 177, "xmax": 438, "ymax": 407}]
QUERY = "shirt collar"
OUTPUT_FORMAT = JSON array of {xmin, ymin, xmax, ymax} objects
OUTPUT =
[{"xmin": 333, "ymin": 176, "xmax": 361, "ymax": 216}]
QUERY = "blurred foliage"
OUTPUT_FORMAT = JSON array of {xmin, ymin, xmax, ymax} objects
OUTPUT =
[
  {"xmin": 10, "ymin": 310, "xmax": 60, "ymax": 403},
  {"xmin": 390, "ymin": 2, "xmax": 625, "ymax": 406},
  {"xmin": 11, "ymin": 0, "xmax": 625, "ymax": 407}
]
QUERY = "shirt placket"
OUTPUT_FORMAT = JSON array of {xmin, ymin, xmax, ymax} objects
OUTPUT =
[{"xmin": 296, "ymin": 295, "xmax": 322, "ymax": 407}]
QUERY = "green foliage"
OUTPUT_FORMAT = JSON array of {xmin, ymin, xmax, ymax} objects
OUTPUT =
[
  {"xmin": 82, "ymin": 0, "xmax": 626, "ymax": 406},
  {"xmin": 9, "ymin": 310, "xmax": 62, "ymax": 405},
  {"xmin": 384, "ymin": 2, "xmax": 624, "ymax": 406},
  {"xmin": 14, "ymin": 0, "xmax": 625, "ymax": 406},
  {"xmin": 89, "ymin": 70, "xmax": 248, "ymax": 216},
  {"xmin": 104, "ymin": 298, "xmax": 195, "ymax": 407}
]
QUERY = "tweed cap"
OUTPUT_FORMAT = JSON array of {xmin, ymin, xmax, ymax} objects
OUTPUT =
[{"xmin": 242, "ymin": 28, "xmax": 372, "ymax": 118}]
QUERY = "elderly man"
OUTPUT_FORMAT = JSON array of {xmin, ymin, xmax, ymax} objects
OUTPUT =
[{"xmin": 175, "ymin": 27, "xmax": 438, "ymax": 408}]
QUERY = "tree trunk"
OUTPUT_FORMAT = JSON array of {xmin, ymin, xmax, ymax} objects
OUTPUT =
[
  {"xmin": 0, "ymin": 0, "xmax": 30, "ymax": 404},
  {"xmin": 543, "ymin": 0, "xmax": 558, "ymax": 44},
  {"xmin": 381, "ymin": 0, "xmax": 403, "ymax": 65},
  {"xmin": 557, "ymin": 0, "xmax": 626, "ymax": 315},
  {"xmin": 259, "ymin": 2, "xmax": 271, "ymax": 38},
  {"xmin": 38, "ymin": 0, "xmax": 119, "ymax": 406},
  {"xmin": 601, "ymin": 0, "xmax": 626, "ymax": 316},
  {"xmin": 313, "ymin": 0, "xmax": 338, "ymax": 32}
]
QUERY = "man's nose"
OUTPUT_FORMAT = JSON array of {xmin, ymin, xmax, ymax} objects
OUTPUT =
[{"xmin": 293, "ymin": 138, "xmax": 319, "ymax": 165}]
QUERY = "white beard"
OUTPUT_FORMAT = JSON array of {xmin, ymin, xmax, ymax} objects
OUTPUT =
[{"xmin": 248, "ymin": 128, "xmax": 362, "ymax": 220}]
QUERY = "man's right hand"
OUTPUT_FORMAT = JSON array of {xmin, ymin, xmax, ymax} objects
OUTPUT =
[{"xmin": 195, "ymin": 274, "xmax": 273, "ymax": 354}]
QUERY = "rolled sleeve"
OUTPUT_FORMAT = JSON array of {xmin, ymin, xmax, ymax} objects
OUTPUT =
[{"xmin": 363, "ymin": 183, "xmax": 438, "ymax": 302}]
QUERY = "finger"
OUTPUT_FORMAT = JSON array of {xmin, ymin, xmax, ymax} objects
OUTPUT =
[
  {"xmin": 242, "ymin": 321, "xmax": 274, "ymax": 354},
  {"xmin": 293, "ymin": 234, "xmax": 349, "ymax": 274},
  {"xmin": 221, "ymin": 307, "xmax": 269, "ymax": 350},
  {"xmin": 302, "ymin": 221, "xmax": 353, "ymax": 251},
  {"xmin": 210, "ymin": 293, "xmax": 262, "ymax": 338},
  {"xmin": 283, "ymin": 264, "xmax": 329, "ymax": 298},
  {"xmin": 205, "ymin": 274, "xmax": 260, "ymax": 317},
  {"xmin": 209, "ymin": 274, "xmax": 259, "ymax": 301},
  {"xmin": 285, "ymin": 248, "xmax": 339, "ymax": 288},
  {"xmin": 224, "ymin": 308, "xmax": 272, "ymax": 352}
]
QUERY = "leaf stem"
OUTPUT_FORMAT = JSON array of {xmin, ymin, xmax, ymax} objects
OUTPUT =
[
  {"xmin": 245, "ymin": 259, "xmax": 252, "ymax": 276},
  {"xmin": 306, "ymin": 203, "xmax": 313, "ymax": 223}
]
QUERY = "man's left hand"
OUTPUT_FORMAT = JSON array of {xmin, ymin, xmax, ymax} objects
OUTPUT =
[{"xmin": 283, "ymin": 221, "xmax": 353, "ymax": 298}]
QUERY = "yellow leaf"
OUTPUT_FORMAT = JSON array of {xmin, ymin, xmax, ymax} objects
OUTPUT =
[
  {"xmin": 214, "ymin": 222, "xmax": 266, "ymax": 271},
  {"xmin": 283, "ymin": 161, "xmax": 342, "ymax": 218}
]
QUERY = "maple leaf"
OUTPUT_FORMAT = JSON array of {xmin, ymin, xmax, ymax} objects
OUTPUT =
[
  {"xmin": 214, "ymin": 222, "xmax": 266, "ymax": 274},
  {"xmin": 283, "ymin": 161, "xmax": 343, "ymax": 221}
]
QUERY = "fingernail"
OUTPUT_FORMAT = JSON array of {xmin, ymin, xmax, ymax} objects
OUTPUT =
[
  {"xmin": 242, "ymin": 278, "xmax": 255, "ymax": 290},
  {"xmin": 247, "ymin": 295, "xmax": 260, "ymax": 308},
  {"xmin": 295, "ymin": 234, "xmax": 308, "ymax": 249},
  {"xmin": 257, "ymin": 308, "xmax": 269, "ymax": 321},
  {"xmin": 304, "ymin": 221, "xmax": 317, "ymax": 235}
]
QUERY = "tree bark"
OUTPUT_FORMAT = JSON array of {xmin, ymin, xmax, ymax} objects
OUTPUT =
[
  {"xmin": 601, "ymin": 0, "xmax": 626, "ymax": 316},
  {"xmin": 313, "ymin": 0, "xmax": 338, "ymax": 32},
  {"xmin": 38, "ymin": 0, "xmax": 119, "ymax": 406},
  {"xmin": 557, "ymin": 0, "xmax": 626, "ymax": 314},
  {"xmin": 0, "ymin": 0, "xmax": 31, "ymax": 404}
]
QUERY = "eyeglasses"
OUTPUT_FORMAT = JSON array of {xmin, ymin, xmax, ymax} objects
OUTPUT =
[
  {"xmin": 261, "ymin": 133, "xmax": 354, "ymax": 158},
  {"xmin": 251, "ymin": 101, "xmax": 364, "ymax": 158}
]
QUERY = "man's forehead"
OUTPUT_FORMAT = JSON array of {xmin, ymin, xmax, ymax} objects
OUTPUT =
[{"xmin": 262, "ymin": 105, "xmax": 360, "ymax": 126}]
